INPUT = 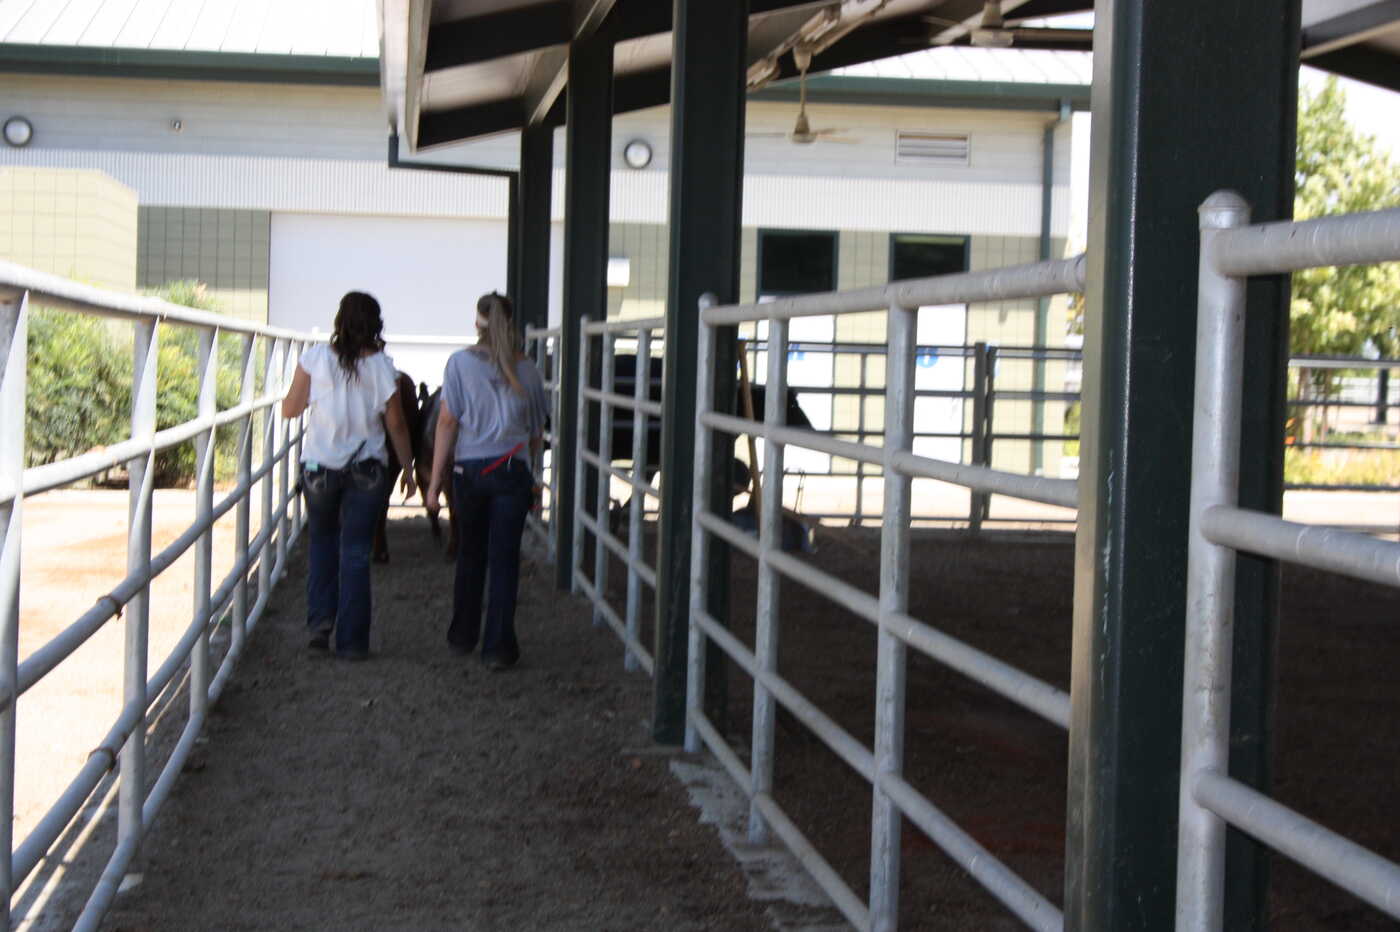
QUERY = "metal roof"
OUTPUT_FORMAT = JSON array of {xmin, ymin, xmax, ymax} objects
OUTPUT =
[
  {"xmin": 378, "ymin": 0, "xmax": 1400, "ymax": 151},
  {"xmin": 0, "ymin": 0, "xmax": 379, "ymax": 57}
]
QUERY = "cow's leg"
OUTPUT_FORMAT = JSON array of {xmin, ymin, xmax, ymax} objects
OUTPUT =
[{"xmin": 417, "ymin": 459, "xmax": 440, "ymax": 539}]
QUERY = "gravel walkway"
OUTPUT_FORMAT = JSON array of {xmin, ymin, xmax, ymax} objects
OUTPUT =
[{"xmin": 73, "ymin": 515, "xmax": 772, "ymax": 931}]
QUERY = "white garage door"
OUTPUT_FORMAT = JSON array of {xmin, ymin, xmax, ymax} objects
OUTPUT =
[{"xmin": 269, "ymin": 212, "xmax": 508, "ymax": 389}]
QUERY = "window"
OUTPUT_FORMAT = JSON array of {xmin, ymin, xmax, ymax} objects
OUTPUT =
[
  {"xmin": 890, "ymin": 233, "xmax": 969, "ymax": 282},
  {"xmin": 758, "ymin": 229, "xmax": 838, "ymax": 296}
]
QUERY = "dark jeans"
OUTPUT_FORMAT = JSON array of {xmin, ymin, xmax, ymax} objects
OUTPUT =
[
  {"xmin": 302, "ymin": 459, "xmax": 392, "ymax": 654},
  {"xmin": 448, "ymin": 456, "xmax": 532, "ymax": 663}
]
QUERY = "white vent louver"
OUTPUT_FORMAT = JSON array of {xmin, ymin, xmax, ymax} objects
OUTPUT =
[{"xmin": 895, "ymin": 131, "xmax": 971, "ymax": 166}]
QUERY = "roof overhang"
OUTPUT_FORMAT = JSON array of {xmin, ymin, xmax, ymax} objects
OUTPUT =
[{"xmin": 380, "ymin": 0, "xmax": 1400, "ymax": 152}]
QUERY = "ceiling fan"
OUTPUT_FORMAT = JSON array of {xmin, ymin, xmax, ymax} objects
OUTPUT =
[
  {"xmin": 923, "ymin": 1, "xmax": 1092, "ymax": 49},
  {"xmin": 748, "ymin": 45, "xmax": 859, "ymax": 146}
]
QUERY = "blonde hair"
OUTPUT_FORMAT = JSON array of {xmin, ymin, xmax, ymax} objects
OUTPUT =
[{"xmin": 476, "ymin": 292, "xmax": 524, "ymax": 395}]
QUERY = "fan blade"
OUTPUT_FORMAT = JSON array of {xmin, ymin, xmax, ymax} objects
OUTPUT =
[{"xmin": 1009, "ymin": 26, "xmax": 1093, "ymax": 43}]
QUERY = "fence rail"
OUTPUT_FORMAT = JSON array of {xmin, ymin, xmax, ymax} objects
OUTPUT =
[
  {"xmin": 524, "ymin": 325, "xmax": 562, "ymax": 557},
  {"xmin": 0, "ymin": 260, "xmax": 316, "ymax": 929},
  {"xmin": 687, "ymin": 256, "xmax": 1087, "ymax": 931},
  {"xmin": 1176, "ymin": 193, "xmax": 1400, "ymax": 930},
  {"xmin": 571, "ymin": 316, "xmax": 666, "ymax": 674}
]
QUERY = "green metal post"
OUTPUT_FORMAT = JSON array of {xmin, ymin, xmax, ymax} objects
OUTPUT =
[
  {"xmin": 554, "ymin": 32, "xmax": 613, "ymax": 591},
  {"xmin": 1065, "ymin": 2, "xmax": 1298, "ymax": 929},
  {"xmin": 653, "ymin": 0, "xmax": 748, "ymax": 744},
  {"xmin": 518, "ymin": 122, "xmax": 554, "ymax": 334}
]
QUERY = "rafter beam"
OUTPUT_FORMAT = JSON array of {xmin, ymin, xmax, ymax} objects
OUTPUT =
[
  {"xmin": 1306, "ymin": 43, "xmax": 1400, "ymax": 92},
  {"xmin": 418, "ymin": 99, "xmax": 527, "ymax": 149},
  {"xmin": 1301, "ymin": 0, "xmax": 1400, "ymax": 58},
  {"xmin": 524, "ymin": 47, "xmax": 572, "ymax": 126},
  {"xmin": 425, "ymin": 3, "xmax": 572, "ymax": 72}
]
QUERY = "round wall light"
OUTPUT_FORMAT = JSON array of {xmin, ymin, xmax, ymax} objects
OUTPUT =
[
  {"xmin": 3, "ymin": 116, "xmax": 33, "ymax": 148},
  {"xmin": 622, "ymin": 139, "xmax": 652, "ymax": 170}
]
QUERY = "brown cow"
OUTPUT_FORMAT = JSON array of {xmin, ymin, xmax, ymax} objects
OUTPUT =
[
  {"xmin": 418, "ymin": 386, "xmax": 461, "ymax": 559},
  {"xmin": 372, "ymin": 371, "xmax": 424, "ymax": 563}
]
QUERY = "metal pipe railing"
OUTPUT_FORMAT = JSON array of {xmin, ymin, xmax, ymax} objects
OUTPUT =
[
  {"xmin": 570, "ymin": 319, "xmax": 665, "ymax": 673},
  {"xmin": 524, "ymin": 326, "xmax": 561, "ymax": 556},
  {"xmin": 0, "ymin": 266, "xmax": 323, "ymax": 928},
  {"xmin": 688, "ymin": 257, "xmax": 1086, "ymax": 930},
  {"xmin": 1177, "ymin": 192, "xmax": 1400, "ymax": 930}
]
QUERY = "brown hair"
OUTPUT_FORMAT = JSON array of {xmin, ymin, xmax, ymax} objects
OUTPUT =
[
  {"xmin": 330, "ymin": 291, "xmax": 385, "ymax": 380},
  {"xmin": 476, "ymin": 292, "xmax": 524, "ymax": 395}
]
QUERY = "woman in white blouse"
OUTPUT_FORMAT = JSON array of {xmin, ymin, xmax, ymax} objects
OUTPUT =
[{"xmin": 281, "ymin": 291, "xmax": 416, "ymax": 660}]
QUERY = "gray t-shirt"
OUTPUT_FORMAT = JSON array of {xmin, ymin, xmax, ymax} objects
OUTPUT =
[{"xmin": 441, "ymin": 347, "xmax": 548, "ymax": 468}]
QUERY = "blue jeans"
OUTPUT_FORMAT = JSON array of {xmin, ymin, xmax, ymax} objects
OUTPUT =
[
  {"xmin": 302, "ymin": 459, "xmax": 392, "ymax": 654},
  {"xmin": 448, "ymin": 456, "xmax": 532, "ymax": 663}
]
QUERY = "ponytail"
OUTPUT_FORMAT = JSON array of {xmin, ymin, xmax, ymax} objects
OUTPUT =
[{"xmin": 477, "ymin": 292, "xmax": 524, "ymax": 395}]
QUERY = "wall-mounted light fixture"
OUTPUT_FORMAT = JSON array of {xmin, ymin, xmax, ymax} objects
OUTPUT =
[
  {"xmin": 622, "ymin": 139, "xmax": 652, "ymax": 170},
  {"xmin": 170, "ymin": 118, "xmax": 184, "ymax": 133},
  {"xmin": 3, "ymin": 116, "xmax": 33, "ymax": 148}
]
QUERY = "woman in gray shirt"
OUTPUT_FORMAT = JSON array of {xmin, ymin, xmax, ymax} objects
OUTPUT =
[{"xmin": 425, "ymin": 293, "xmax": 547, "ymax": 669}]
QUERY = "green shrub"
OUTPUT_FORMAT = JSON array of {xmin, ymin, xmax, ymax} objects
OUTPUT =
[
  {"xmin": 1285, "ymin": 446, "xmax": 1400, "ymax": 487},
  {"xmin": 26, "ymin": 281, "xmax": 262, "ymax": 486},
  {"xmin": 25, "ymin": 309, "xmax": 130, "ymax": 467}
]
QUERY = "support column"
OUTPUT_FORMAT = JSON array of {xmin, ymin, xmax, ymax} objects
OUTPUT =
[
  {"xmin": 653, "ymin": 0, "xmax": 748, "ymax": 744},
  {"xmin": 554, "ymin": 32, "xmax": 614, "ymax": 590},
  {"xmin": 507, "ymin": 175, "xmax": 521, "ymax": 304},
  {"xmin": 1065, "ymin": 2, "xmax": 1298, "ymax": 929},
  {"xmin": 519, "ymin": 122, "xmax": 555, "ymax": 334}
]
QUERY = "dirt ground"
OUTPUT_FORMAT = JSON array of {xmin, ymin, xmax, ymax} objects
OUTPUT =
[
  {"xmin": 21, "ymin": 509, "xmax": 773, "ymax": 931},
  {"xmin": 14, "ymin": 491, "xmax": 1400, "ymax": 930},
  {"xmin": 700, "ymin": 528, "xmax": 1400, "ymax": 930}
]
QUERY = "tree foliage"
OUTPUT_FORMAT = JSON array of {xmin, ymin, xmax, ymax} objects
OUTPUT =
[
  {"xmin": 26, "ymin": 281, "xmax": 248, "ymax": 485},
  {"xmin": 1292, "ymin": 77, "xmax": 1400, "ymax": 358}
]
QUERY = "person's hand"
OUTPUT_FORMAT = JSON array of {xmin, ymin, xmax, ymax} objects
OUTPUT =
[
  {"xmin": 425, "ymin": 480, "xmax": 441, "ymax": 517},
  {"xmin": 400, "ymin": 466, "xmax": 417, "ymax": 502}
]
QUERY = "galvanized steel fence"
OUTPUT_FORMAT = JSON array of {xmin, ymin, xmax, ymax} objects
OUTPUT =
[
  {"xmin": 524, "ymin": 325, "xmax": 562, "ymax": 557},
  {"xmin": 570, "ymin": 317, "xmax": 665, "ymax": 675},
  {"xmin": 735, "ymin": 338, "xmax": 1083, "ymax": 528},
  {"xmin": 686, "ymin": 258, "xmax": 1085, "ymax": 932},
  {"xmin": 0, "ymin": 260, "xmax": 315, "ymax": 929},
  {"xmin": 1176, "ymin": 193, "xmax": 1400, "ymax": 928}
]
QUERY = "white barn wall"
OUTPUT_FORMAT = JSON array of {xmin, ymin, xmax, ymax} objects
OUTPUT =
[
  {"xmin": 268, "ymin": 212, "xmax": 508, "ymax": 387},
  {"xmin": 2, "ymin": 71, "xmax": 1075, "ymax": 350},
  {"xmin": 4, "ymin": 74, "xmax": 1070, "ymax": 232}
]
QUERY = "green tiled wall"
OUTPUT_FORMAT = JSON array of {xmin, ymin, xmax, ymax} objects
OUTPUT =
[
  {"xmin": 138, "ymin": 207, "xmax": 271, "ymax": 322},
  {"xmin": 0, "ymin": 167, "xmax": 138, "ymax": 291}
]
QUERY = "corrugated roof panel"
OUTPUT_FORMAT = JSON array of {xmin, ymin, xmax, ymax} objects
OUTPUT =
[
  {"xmin": 0, "ymin": 0, "xmax": 42, "ymax": 38},
  {"xmin": 111, "ymin": 0, "xmax": 171, "ymax": 49},
  {"xmin": 258, "ymin": 0, "xmax": 301, "ymax": 54},
  {"xmin": 42, "ymin": 0, "xmax": 105, "ymax": 44},
  {"xmin": 357, "ymin": 0, "xmax": 376, "ymax": 59},
  {"xmin": 321, "ymin": 0, "xmax": 363, "ymax": 57},
  {"xmin": 214, "ymin": 0, "xmax": 271, "ymax": 52},
  {"xmin": 835, "ymin": 48, "xmax": 1092, "ymax": 86},
  {"xmin": 182, "ymin": 0, "xmax": 239, "ymax": 50},
  {"xmin": 1, "ymin": 0, "xmax": 379, "ymax": 56},
  {"xmin": 79, "ymin": 0, "xmax": 145, "ymax": 46},
  {"xmin": 4, "ymin": 0, "xmax": 68, "ymax": 42}
]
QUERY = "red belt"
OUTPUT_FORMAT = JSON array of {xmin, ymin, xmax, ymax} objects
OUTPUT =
[{"xmin": 480, "ymin": 442, "xmax": 525, "ymax": 476}]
